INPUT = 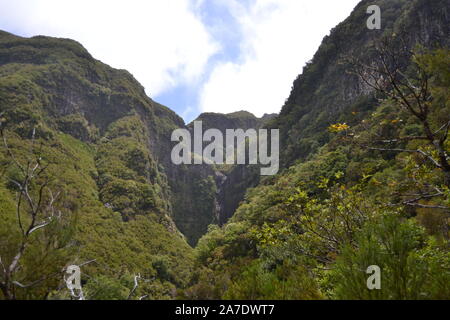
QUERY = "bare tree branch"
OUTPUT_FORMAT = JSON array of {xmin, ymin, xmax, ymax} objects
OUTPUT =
[
  {"xmin": 367, "ymin": 147, "xmax": 442, "ymax": 168},
  {"xmin": 0, "ymin": 128, "xmax": 65, "ymax": 299},
  {"xmin": 345, "ymin": 35, "xmax": 450, "ymax": 210}
]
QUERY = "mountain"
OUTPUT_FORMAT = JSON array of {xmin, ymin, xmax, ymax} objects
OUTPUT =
[
  {"xmin": 0, "ymin": 0, "xmax": 449, "ymax": 300},
  {"xmin": 0, "ymin": 30, "xmax": 198, "ymax": 299},
  {"xmin": 169, "ymin": 110, "xmax": 276, "ymax": 245},
  {"xmin": 0, "ymin": 30, "xmax": 274, "ymax": 300},
  {"xmin": 270, "ymin": 0, "xmax": 449, "ymax": 168},
  {"xmin": 182, "ymin": 0, "xmax": 450, "ymax": 299},
  {"xmin": 188, "ymin": 111, "xmax": 276, "ymax": 226},
  {"xmin": 189, "ymin": 111, "xmax": 275, "ymax": 132}
]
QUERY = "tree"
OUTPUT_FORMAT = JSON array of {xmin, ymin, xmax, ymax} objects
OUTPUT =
[
  {"xmin": 330, "ymin": 213, "xmax": 449, "ymax": 300},
  {"xmin": 0, "ymin": 122, "xmax": 73, "ymax": 299},
  {"xmin": 348, "ymin": 37, "xmax": 450, "ymax": 211}
]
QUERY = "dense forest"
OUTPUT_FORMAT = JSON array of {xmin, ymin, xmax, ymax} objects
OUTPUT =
[{"xmin": 0, "ymin": 0, "xmax": 449, "ymax": 300}]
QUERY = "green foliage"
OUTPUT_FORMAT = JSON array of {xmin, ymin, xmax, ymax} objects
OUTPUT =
[
  {"xmin": 84, "ymin": 275, "xmax": 132, "ymax": 300},
  {"xmin": 0, "ymin": 30, "xmax": 195, "ymax": 299},
  {"xmin": 1, "ymin": 0, "xmax": 449, "ymax": 300},
  {"xmin": 0, "ymin": 136, "xmax": 77, "ymax": 299},
  {"xmin": 330, "ymin": 213, "xmax": 449, "ymax": 299},
  {"xmin": 186, "ymin": 47, "xmax": 449, "ymax": 300},
  {"xmin": 223, "ymin": 261, "xmax": 322, "ymax": 300}
]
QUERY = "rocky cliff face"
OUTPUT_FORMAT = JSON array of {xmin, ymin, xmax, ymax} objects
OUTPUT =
[
  {"xmin": 188, "ymin": 111, "xmax": 274, "ymax": 133},
  {"xmin": 190, "ymin": 111, "xmax": 276, "ymax": 224},
  {"xmin": 0, "ymin": 30, "xmax": 276, "ymax": 247},
  {"xmin": 1, "ymin": 0, "xmax": 446, "ymax": 253},
  {"xmin": 0, "ymin": 30, "xmax": 198, "ymax": 294},
  {"xmin": 270, "ymin": 0, "xmax": 450, "ymax": 168},
  {"xmin": 197, "ymin": 0, "xmax": 449, "ymax": 236}
]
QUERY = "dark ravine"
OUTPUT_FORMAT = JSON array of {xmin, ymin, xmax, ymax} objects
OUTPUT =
[
  {"xmin": 211, "ymin": 0, "xmax": 449, "ymax": 232},
  {"xmin": 189, "ymin": 111, "xmax": 276, "ymax": 227}
]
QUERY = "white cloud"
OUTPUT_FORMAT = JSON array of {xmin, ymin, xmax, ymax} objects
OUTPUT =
[
  {"xmin": 0, "ymin": 0, "xmax": 219, "ymax": 97},
  {"xmin": 0, "ymin": 0, "xmax": 362, "ymax": 119},
  {"xmin": 199, "ymin": 0, "xmax": 360, "ymax": 117}
]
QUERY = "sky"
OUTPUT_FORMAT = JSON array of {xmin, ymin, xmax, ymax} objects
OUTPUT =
[{"xmin": 0, "ymin": 0, "xmax": 360, "ymax": 123}]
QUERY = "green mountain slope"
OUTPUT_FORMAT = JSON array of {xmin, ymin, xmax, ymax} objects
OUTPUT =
[
  {"xmin": 270, "ymin": 0, "xmax": 449, "ymax": 167},
  {"xmin": 0, "ymin": 0, "xmax": 448, "ymax": 300},
  {"xmin": 184, "ymin": 0, "xmax": 450, "ymax": 300},
  {"xmin": 169, "ymin": 111, "xmax": 275, "ymax": 245},
  {"xmin": 0, "ymin": 30, "xmax": 195, "ymax": 299}
]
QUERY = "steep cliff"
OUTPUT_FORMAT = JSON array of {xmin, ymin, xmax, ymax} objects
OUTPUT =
[
  {"xmin": 188, "ymin": 111, "xmax": 276, "ymax": 226},
  {"xmin": 0, "ymin": 30, "xmax": 196, "ymax": 298},
  {"xmin": 185, "ymin": 0, "xmax": 450, "ymax": 300},
  {"xmin": 270, "ymin": 0, "xmax": 449, "ymax": 167},
  {"xmin": 1, "ymin": 0, "xmax": 448, "ymax": 300}
]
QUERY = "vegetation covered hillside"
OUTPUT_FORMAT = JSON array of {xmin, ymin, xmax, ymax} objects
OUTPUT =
[
  {"xmin": 270, "ymin": 0, "xmax": 449, "ymax": 167},
  {"xmin": 0, "ymin": 31, "xmax": 277, "ymax": 299},
  {"xmin": 0, "ymin": 0, "xmax": 448, "ymax": 301},
  {"xmin": 182, "ymin": 0, "xmax": 450, "ymax": 300},
  {"xmin": 189, "ymin": 111, "xmax": 275, "ymax": 135},
  {"xmin": 0, "ymin": 30, "xmax": 196, "ymax": 299},
  {"xmin": 167, "ymin": 110, "xmax": 275, "ymax": 245},
  {"xmin": 184, "ymin": 47, "xmax": 450, "ymax": 300}
]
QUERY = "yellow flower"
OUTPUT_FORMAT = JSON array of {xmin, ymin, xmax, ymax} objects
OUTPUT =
[{"xmin": 328, "ymin": 123, "xmax": 350, "ymax": 133}]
